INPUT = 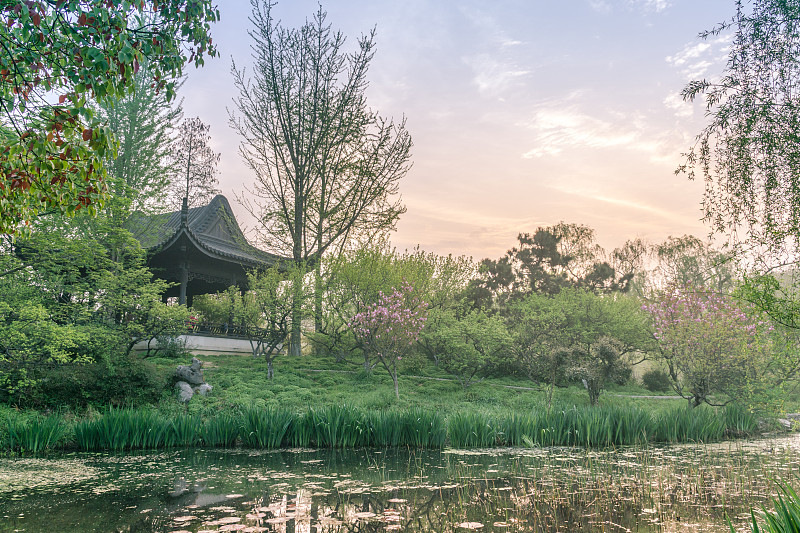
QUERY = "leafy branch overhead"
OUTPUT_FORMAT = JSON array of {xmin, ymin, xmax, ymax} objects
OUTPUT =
[
  {"xmin": 678, "ymin": 0, "xmax": 800, "ymax": 252},
  {"xmin": 0, "ymin": 0, "xmax": 219, "ymax": 233}
]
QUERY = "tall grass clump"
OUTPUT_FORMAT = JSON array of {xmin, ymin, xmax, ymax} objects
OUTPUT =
[
  {"xmin": 240, "ymin": 405, "xmax": 294, "ymax": 448},
  {"xmin": 167, "ymin": 413, "xmax": 202, "ymax": 447},
  {"xmin": 74, "ymin": 408, "xmax": 170, "ymax": 451},
  {"xmin": 369, "ymin": 410, "xmax": 402, "ymax": 447},
  {"xmin": 652, "ymin": 405, "xmax": 725, "ymax": 443},
  {"xmin": 309, "ymin": 405, "xmax": 369, "ymax": 448},
  {"xmin": 497, "ymin": 411, "xmax": 536, "ymax": 446},
  {"xmin": 400, "ymin": 407, "xmax": 446, "ymax": 448},
  {"xmin": 201, "ymin": 412, "xmax": 240, "ymax": 447},
  {"xmin": 448, "ymin": 410, "xmax": 497, "ymax": 447},
  {"xmin": 288, "ymin": 410, "xmax": 313, "ymax": 447},
  {"xmin": 4, "ymin": 413, "xmax": 68, "ymax": 453},
  {"xmin": 723, "ymin": 403, "xmax": 758, "ymax": 438}
]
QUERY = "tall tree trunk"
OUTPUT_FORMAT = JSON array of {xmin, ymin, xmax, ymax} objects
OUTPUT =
[
  {"xmin": 314, "ymin": 261, "xmax": 323, "ymax": 334},
  {"xmin": 290, "ymin": 187, "xmax": 304, "ymax": 356},
  {"xmin": 290, "ymin": 278, "xmax": 302, "ymax": 356}
]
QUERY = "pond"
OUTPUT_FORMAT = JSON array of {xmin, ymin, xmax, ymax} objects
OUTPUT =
[{"xmin": 2, "ymin": 435, "xmax": 799, "ymax": 532}]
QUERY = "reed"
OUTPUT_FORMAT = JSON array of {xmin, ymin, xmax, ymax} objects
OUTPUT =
[
  {"xmin": 201, "ymin": 412, "xmax": 240, "ymax": 447},
  {"xmin": 652, "ymin": 405, "xmax": 725, "ymax": 443},
  {"xmin": 287, "ymin": 410, "xmax": 313, "ymax": 448},
  {"xmin": 4, "ymin": 413, "xmax": 68, "ymax": 453},
  {"xmin": 74, "ymin": 408, "xmax": 171, "ymax": 451},
  {"xmin": 497, "ymin": 412, "xmax": 533, "ymax": 446},
  {"xmin": 400, "ymin": 407, "xmax": 447, "ymax": 448},
  {"xmin": 4, "ymin": 401, "xmax": 765, "ymax": 453},
  {"xmin": 369, "ymin": 410, "xmax": 402, "ymax": 447},
  {"xmin": 308, "ymin": 405, "xmax": 368, "ymax": 448},
  {"xmin": 168, "ymin": 413, "xmax": 202, "ymax": 447},
  {"xmin": 723, "ymin": 403, "xmax": 759, "ymax": 437},
  {"xmin": 746, "ymin": 484, "xmax": 800, "ymax": 532},
  {"xmin": 240, "ymin": 405, "xmax": 293, "ymax": 448},
  {"xmin": 448, "ymin": 410, "xmax": 497, "ymax": 448}
]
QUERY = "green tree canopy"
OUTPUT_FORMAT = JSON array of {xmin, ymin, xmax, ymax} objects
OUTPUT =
[{"xmin": 0, "ymin": 0, "xmax": 218, "ymax": 233}]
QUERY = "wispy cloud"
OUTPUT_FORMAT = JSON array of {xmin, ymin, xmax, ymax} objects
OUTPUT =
[
  {"xmin": 663, "ymin": 92, "xmax": 693, "ymax": 118},
  {"xmin": 458, "ymin": 7, "xmax": 531, "ymax": 98},
  {"xmin": 631, "ymin": 0, "xmax": 671, "ymax": 13},
  {"xmin": 588, "ymin": 0, "xmax": 612, "ymax": 14},
  {"xmin": 548, "ymin": 184, "xmax": 700, "ymax": 226},
  {"xmin": 463, "ymin": 54, "xmax": 530, "ymax": 98},
  {"xmin": 666, "ymin": 35, "xmax": 729, "ymax": 79},
  {"xmin": 521, "ymin": 105, "xmax": 661, "ymax": 158}
]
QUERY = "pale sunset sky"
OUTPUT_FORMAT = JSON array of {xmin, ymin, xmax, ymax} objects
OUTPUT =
[{"xmin": 180, "ymin": 0, "xmax": 733, "ymax": 261}]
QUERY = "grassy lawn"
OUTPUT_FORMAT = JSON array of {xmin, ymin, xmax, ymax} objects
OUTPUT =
[{"xmin": 148, "ymin": 352, "xmax": 689, "ymax": 417}]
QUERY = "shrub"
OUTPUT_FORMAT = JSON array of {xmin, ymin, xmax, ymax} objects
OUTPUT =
[
  {"xmin": 29, "ymin": 358, "xmax": 166, "ymax": 408},
  {"xmin": 150, "ymin": 334, "xmax": 190, "ymax": 359},
  {"xmin": 641, "ymin": 369, "xmax": 672, "ymax": 393}
]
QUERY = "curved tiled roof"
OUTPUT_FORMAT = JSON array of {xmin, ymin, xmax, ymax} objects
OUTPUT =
[{"xmin": 128, "ymin": 195, "xmax": 285, "ymax": 268}]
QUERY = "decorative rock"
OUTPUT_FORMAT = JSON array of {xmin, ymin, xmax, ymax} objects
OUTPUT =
[
  {"xmin": 174, "ymin": 358, "xmax": 214, "ymax": 403},
  {"xmin": 175, "ymin": 357, "xmax": 205, "ymax": 385},
  {"xmin": 176, "ymin": 381, "xmax": 194, "ymax": 403}
]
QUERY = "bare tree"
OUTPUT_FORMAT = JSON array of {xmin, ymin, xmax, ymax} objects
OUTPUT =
[
  {"xmin": 230, "ymin": 1, "xmax": 412, "ymax": 355},
  {"xmin": 169, "ymin": 117, "xmax": 221, "ymax": 208}
]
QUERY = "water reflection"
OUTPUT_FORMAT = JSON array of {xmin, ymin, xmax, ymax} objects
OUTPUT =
[{"xmin": 1, "ymin": 436, "xmax": 799, "ymax": 532}]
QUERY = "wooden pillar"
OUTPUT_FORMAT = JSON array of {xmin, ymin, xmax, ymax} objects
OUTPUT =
[
  {"xmin": 179, "ymin": 196, "xmax": 190, "ymax": 306},
  {"xmin": 179, "ymin": 262, "xmax": 188, "ymax": 306}
]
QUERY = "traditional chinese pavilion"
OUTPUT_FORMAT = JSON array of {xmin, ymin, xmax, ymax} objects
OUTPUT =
[{"xmin": 130, "ymin": 195, "xmax": 285, "ymax": 306}]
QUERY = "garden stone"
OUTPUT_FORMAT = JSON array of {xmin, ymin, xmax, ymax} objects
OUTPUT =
[
  {"xmin": 196, "ymin": 383, "xmax": 213, "ymax": 396},
  {"xmin": 175, "ymin": 357, "xmax": 205, "ymax": 385},
  {"xmin": 176, "ymin": 381, "xmax": 194, "ymax": 403}
]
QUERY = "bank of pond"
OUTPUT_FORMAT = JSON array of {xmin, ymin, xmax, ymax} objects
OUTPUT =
[{"xmin": 2, "ymin": 403, "xmax": 765, "ymax": 453}]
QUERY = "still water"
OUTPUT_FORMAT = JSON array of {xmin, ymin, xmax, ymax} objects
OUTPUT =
[{"xmin": 2, "ymin": 435, "xmax": 800, "ymax": 532}]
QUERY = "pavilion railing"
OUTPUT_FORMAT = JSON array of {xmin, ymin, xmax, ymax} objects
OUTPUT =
[{"xmin": 186, "ymin": 321, "xmax": 272, "ymax": 340}]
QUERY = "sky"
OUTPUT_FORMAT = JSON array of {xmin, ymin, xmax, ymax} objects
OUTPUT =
[{"xmin": 180, "ymin": 0, "xmax": 735, "ymax": 261}]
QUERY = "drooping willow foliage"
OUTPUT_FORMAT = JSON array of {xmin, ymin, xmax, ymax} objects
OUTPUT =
[{"xmin": 679, "ymin": 0, "xmax": 800, "ymax": 252}]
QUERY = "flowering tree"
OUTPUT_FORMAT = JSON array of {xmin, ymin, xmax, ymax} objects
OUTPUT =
[
  {"xmin": 351, "ymin": 282, "xmax": 427, "ymax": 399},
  {"xmin": 644, "ymin": 285, "xmax": 773, "ymax": 408}
]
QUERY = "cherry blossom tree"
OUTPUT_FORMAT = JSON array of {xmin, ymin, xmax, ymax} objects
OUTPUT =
[
  {"xmin": 350, "ymin": 282, "xmax": 427, "ymax": 399},
  {"xmin": 644, "ymin": 285, "xmax": 773, "ymax": 408}
]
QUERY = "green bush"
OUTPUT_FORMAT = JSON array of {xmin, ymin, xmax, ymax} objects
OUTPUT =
[
  {"xmin": 641, "ymin": 369, "xmax": 672, "ymax": 393},
  {"xmin": 151, "ymin": 335, "xmax": 190, "ymax": 359},
  {"xmin": 29, "ymin": 358, "xmax": 166, "ymax": 408}
]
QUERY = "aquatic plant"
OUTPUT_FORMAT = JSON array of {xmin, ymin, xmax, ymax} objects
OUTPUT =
[
  {"xmin": 288, "ymin": 410, "xmax": 313, "ymax": 447},
  {"xmin": 448, "ymin": 410, "xmax": 497, "ymax": 448},
  {"xmin": 746, "ymin": 484, "xmax": 800, "ymax": 532},
  {"xmin": 369, "ymin": 410, "xmax": 402, "ymax": 447},
  {"xmin": 400, "ymin": 407, "xmax": 446, "ymax": 448},
  {"xmin": 723, "ymin": 403, "xmax": 759, "ymax": 437},
  {"xmin": 168, "ymin": 413, "xmax": 202, "ymax": 447},
  {"xmin": 652, "ymin": 405, "xmax": 725, "ymax": 443},
  {"xmin": 240, "ymin": 405, "xmax": 293, "ymax": 448},
  {"xmin": 6, "ymin": 400, "xmax": 764, "ymax": 453},
  {"xmin": 309, "ymin": 405, "xmax": 368, "ymax": 448},
  {"xmin": 74, "ymin": 408, "xmax": 170, "ymax": 451},
  {"xmin": 4, "ymin": 413, "xmax": 68, "ymax": 453},
  {"xmin": 201, "ymin": 412, "xmax": 240, "ymax": 447}
]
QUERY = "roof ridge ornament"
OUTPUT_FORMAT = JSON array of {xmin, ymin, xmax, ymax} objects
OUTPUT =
[{"xmin": 181, "ymin": 197, "xmax": 188, "ymax": 228}]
